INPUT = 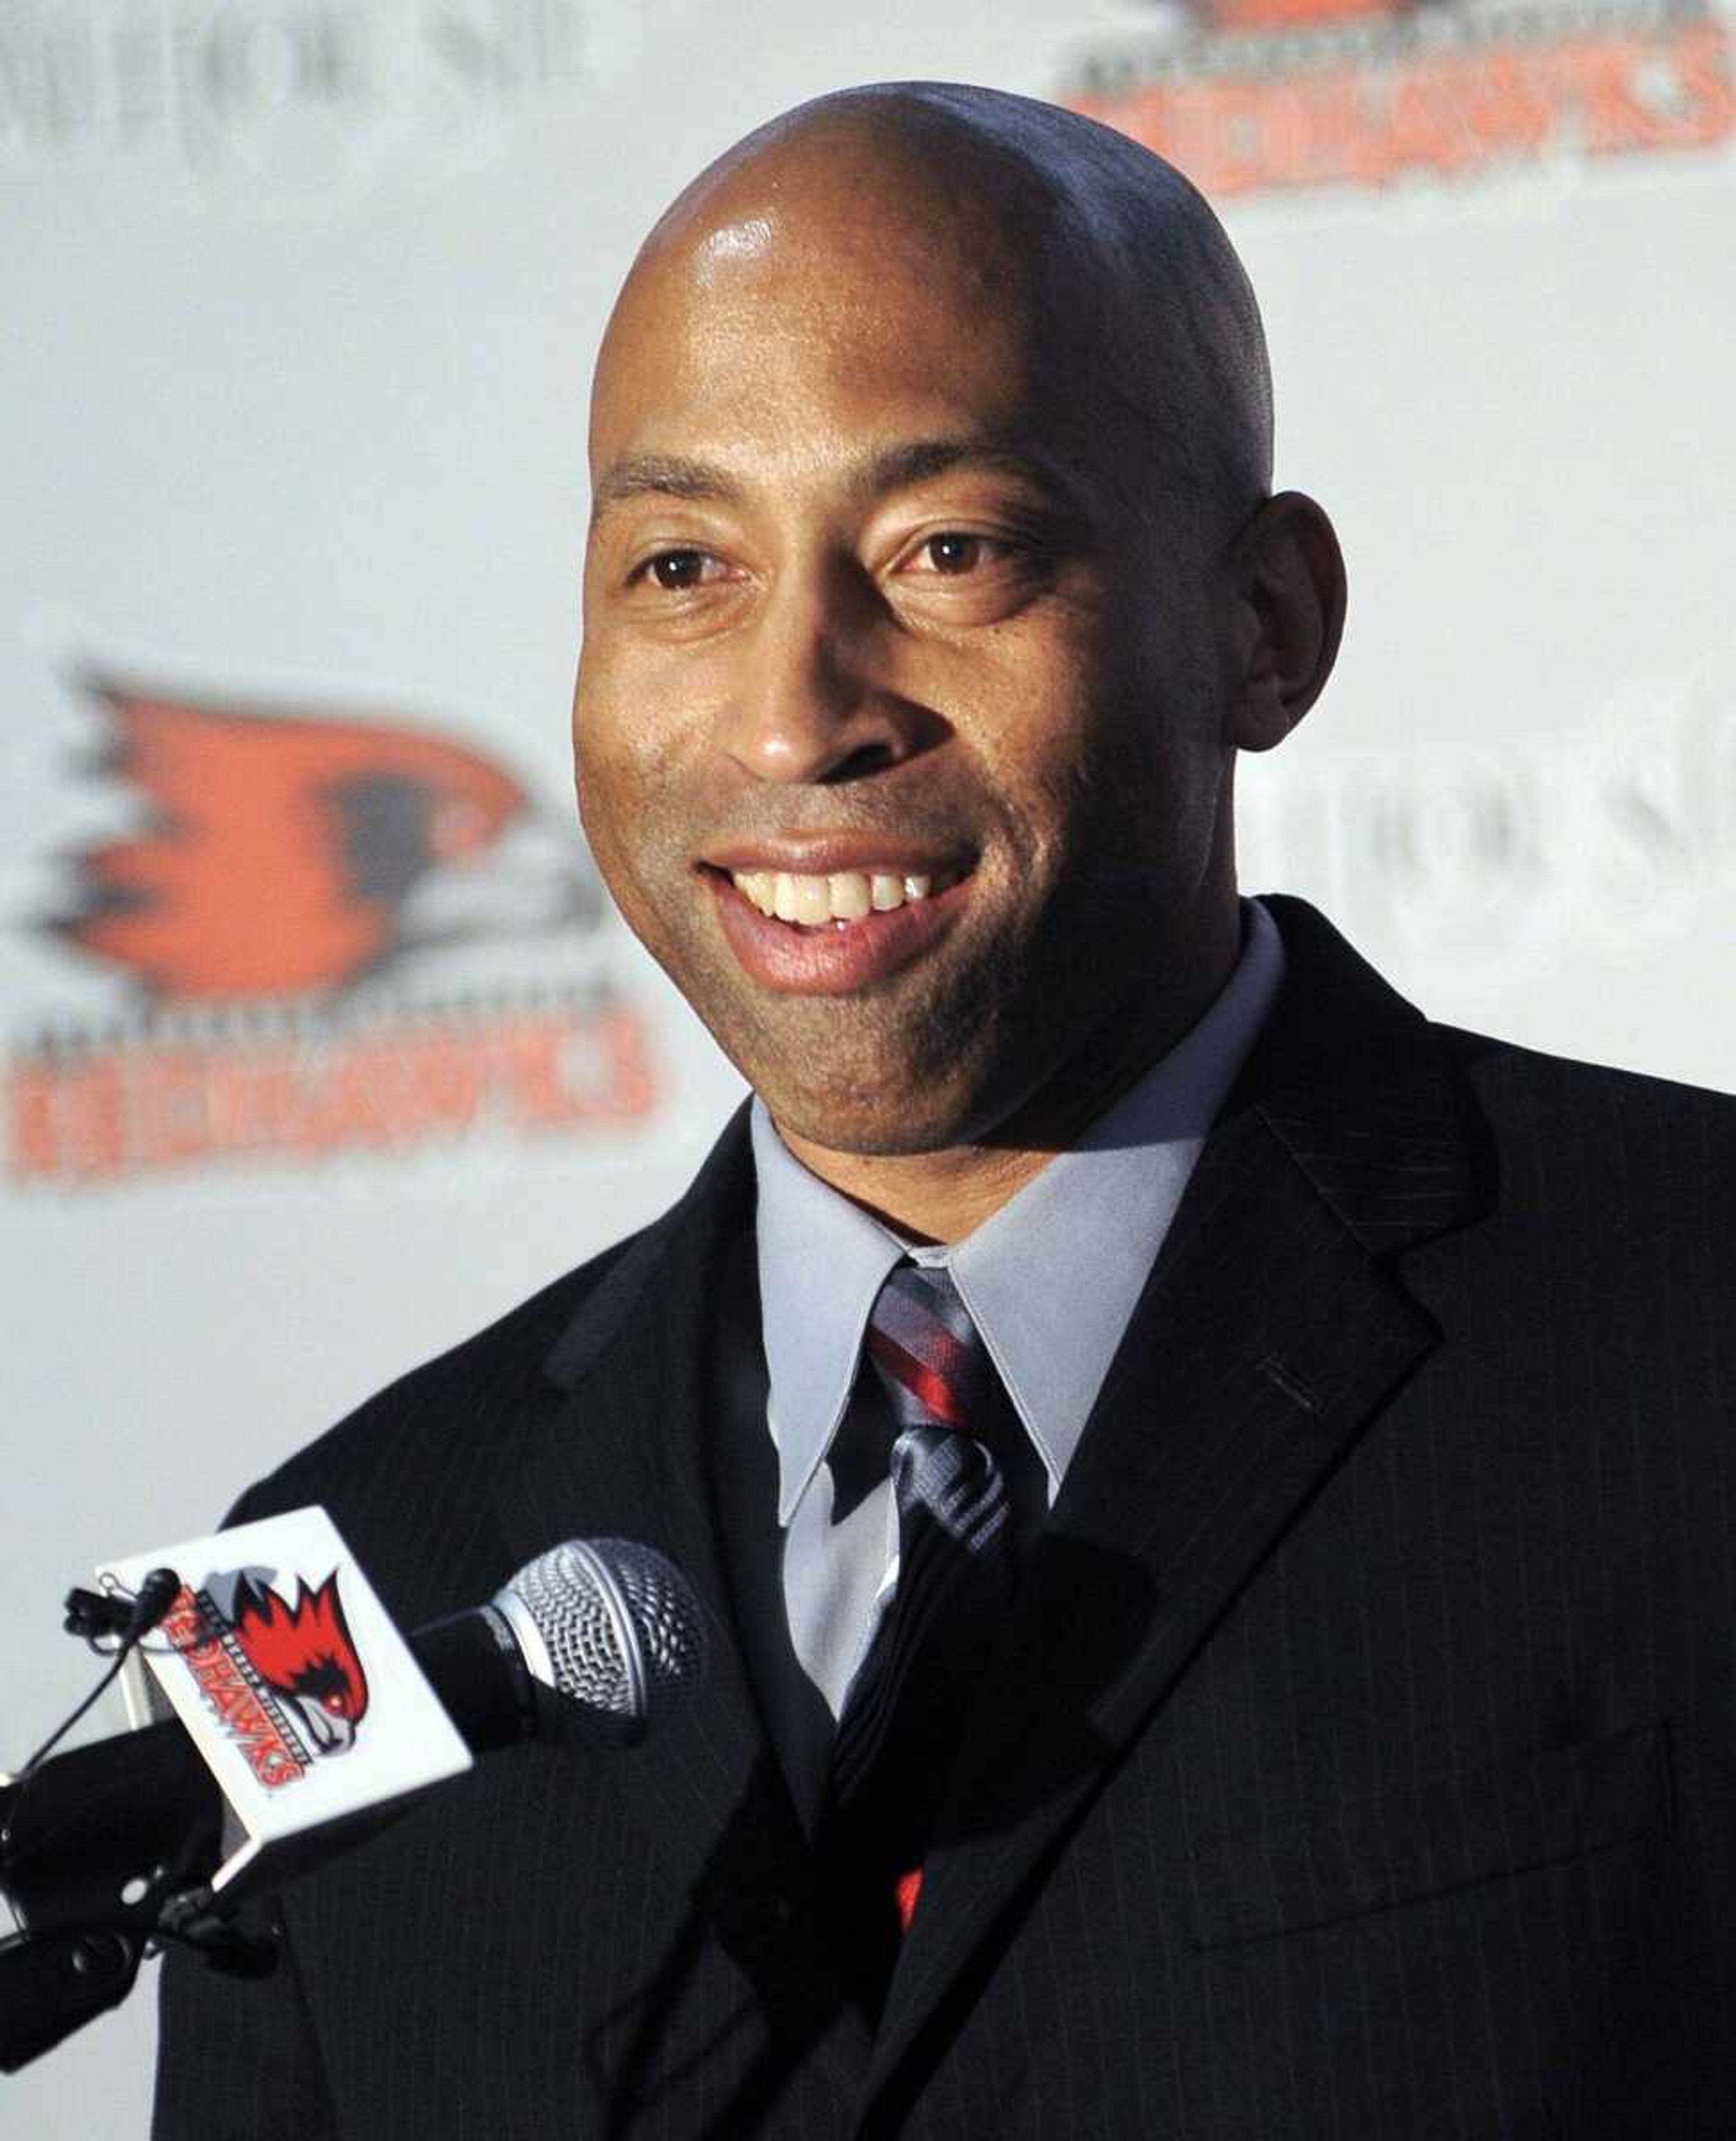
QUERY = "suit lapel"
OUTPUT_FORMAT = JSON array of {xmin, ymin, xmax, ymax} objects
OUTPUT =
[
  {"xmin": 491, "ymin": 1111, "xmax": 875, "ymax": 2093},
  {"xmin": 861, "ymin": 899, "xmax": 1486, "ymax": 2116}
]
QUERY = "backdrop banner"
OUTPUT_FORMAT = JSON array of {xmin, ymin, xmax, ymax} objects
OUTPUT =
[{"xmin": 3, "ymin": 1, "xmax": 1729, "ymax": 2127}]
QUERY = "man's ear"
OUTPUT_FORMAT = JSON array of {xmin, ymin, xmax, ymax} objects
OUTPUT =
[{"xmin": 1222, "ymin": 491, "xmax": 1347, "ymax": 752}]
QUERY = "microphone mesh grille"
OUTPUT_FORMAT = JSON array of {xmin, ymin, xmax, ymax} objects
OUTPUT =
[
  {"xmin": 506, "ymin": 1539, "xmax": 704, "ymax": 1726},
  {"xmin": 605, "ymin": 1540, "xmax": 707, "ymax": 1703}
]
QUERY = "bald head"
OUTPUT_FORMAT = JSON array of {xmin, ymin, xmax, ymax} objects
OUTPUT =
[{"xmin": 611, "ymin": 82, "xmax": 1274, "ymax": 538}]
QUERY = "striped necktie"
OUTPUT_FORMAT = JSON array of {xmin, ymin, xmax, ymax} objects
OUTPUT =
[{"xmin": 821, "ymin": 1260, "xmax": 1019, "ymax": 2000}]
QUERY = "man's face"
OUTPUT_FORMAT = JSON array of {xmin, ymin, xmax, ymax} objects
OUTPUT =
[{"xmin": 574, "ymin": 157, "xmax": 1236, "ymax": 1159}]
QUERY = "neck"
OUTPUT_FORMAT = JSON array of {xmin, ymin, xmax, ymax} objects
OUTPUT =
[{"xmin": 777, "ymin": 907, "xmax": 1243, "ymax": 1244}]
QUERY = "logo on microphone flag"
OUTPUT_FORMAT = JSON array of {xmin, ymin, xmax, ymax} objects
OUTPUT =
[
  {"xmin": 143, "ymin": 1567, "xmax": 372, "ymax": 1790},
  {"xmin": 100, "ymin": 1506, "xmax": 470, "ymax": 1892}
]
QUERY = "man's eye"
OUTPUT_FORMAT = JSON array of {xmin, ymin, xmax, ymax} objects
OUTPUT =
[
  {"xmin": 920, "ymin": 533, "xmax": 991, "ymax": 575},
  {"xmin": 639, "ymin": 550, "xmax": 716, "ymax": 591}
]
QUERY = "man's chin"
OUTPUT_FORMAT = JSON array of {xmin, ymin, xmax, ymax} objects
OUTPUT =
[
  {"xmin": 762, "ymin": 1087, "xmax": 976, "ymax": 1164},
  {"xmin": 692, "ymin": 974, "xmax": 1036, "ymax": 1160},
  {"xmin": 755, "ymin": 1049, "xmax": 1070, "ymax": 1168}
]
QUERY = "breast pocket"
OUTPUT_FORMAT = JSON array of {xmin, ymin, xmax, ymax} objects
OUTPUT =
[{"xmin": 1186, "ymin": 1719, "xmax": 1671, "ymax": 1951}]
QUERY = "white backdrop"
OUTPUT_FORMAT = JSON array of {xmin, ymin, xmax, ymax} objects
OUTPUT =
[{"xmin": 3, "ymin": 0, "xmax": 1731, "ymax": 2130}]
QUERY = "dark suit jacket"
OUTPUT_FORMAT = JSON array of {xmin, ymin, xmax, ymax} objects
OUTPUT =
[{"xmin": 154, "ymin": 898, "xmax": 1736, "ymax": 2139}]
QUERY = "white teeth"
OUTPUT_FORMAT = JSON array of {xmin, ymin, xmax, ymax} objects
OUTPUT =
[
  {"xmin": 729, "ymin": 866, "xmax": 958, "ymax": 924},
  {"xmin": 829, "ymin": 872, "xmax": 871, "ymax": 920},
  {"xmin": 792, "ymin": 875, "xmax": 831, "ymax": 926}
]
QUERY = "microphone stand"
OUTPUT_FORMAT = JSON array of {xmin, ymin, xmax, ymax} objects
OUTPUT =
[
  {"xmin": 0, "ymin": 1716, "xmax": 245, "ymax": 2070},
  {"xmin": 0, "ymin": 1579, "xmax": 273, "ymax": 2073}
]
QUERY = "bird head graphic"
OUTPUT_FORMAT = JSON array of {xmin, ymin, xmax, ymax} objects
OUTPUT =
[
  {"xmin": 47, "ymin": 681, "xmax": 601, "ymax": 1000},
  {"xmin": 229, "ymin": 1572, "xmax": 370, "ymax": 1758}
]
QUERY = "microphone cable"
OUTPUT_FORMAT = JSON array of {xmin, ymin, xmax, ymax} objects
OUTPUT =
[{"xmin": 10, "ymin": 1569, "xmax": 181, "ymax": 1780}]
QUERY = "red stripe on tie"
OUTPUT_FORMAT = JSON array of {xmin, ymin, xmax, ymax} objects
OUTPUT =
[
  {"xmin": 894, "ymin": 1867, "xmax": 924, "ymax": 1932},
  {"xmin": 866, "ymin": 1329, "xmax": 967, "ymax": 1427}
]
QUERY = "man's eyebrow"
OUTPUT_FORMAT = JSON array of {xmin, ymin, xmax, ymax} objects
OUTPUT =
[
  {"xmin": 589, "ymin": 437, "xmax": 1076, "ymax": 524},
  {"xmin": 854, "ymin": 437, "xmax": 1071, "ymax": 505},
  {"xmin": 590, "ymin": 454, "xmax": 744, "ymax": 521}
]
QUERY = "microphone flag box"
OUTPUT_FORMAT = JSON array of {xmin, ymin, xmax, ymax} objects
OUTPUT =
[{"xmin": 99, "ymin": 1505, "xmax": 472, "ymax": 1892}]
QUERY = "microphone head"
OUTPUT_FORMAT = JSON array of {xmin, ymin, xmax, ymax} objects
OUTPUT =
[{"xmin": 494, "ymin": 1539, "xmax": 706, "ymax": 1742}]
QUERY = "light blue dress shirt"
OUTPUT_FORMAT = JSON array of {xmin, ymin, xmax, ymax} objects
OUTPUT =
[{"xmin": 749, "ymin": 898, "xmax": 1285, "ymax": 1821}]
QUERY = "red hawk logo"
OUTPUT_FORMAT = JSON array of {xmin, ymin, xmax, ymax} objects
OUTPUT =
[
  {"xmin": 229, "ymin": 1571, "xmax": 370, "ymax": 1758},
  {"xmin": 49, "ymin": 680, "xmax": 599, "ymax": 1000}
]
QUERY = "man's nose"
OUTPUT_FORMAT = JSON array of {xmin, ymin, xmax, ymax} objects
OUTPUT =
[{"xmin": 720, "ymin": 566, "xmax": 934, "ymax": 785}]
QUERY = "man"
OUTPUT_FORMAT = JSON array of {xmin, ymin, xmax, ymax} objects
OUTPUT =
[{"xmin": 156, "ymin": 83, "xmax": 1735, "ymax": 2139}]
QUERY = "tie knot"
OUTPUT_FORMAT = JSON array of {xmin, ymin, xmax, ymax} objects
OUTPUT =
[{"xmin": 864, "ymin": 1261, "xmax": 1001, "ymax": 1436}]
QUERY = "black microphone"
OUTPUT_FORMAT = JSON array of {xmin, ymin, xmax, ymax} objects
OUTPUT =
[
  {"xmin": 123, "ymin": 1566, "xmax": 182, "ymax": 1642},
  {"xmin": 0, "ymin": 1537, "xmax": 705, "ymax": 2072}
]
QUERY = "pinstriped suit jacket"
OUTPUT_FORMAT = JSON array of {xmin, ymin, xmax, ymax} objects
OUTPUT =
[{"xmin": 154, "ymin": 897, "xmax": 1736, "ymax": 2139}]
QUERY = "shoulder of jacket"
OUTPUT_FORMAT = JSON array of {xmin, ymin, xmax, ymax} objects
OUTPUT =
[
  {"xmin": 225, "ymin": 1226, "xmax": 647, "ymax": 1528},
  {"xmin": 1434, "ymin": 1023, "xmax": 1735, "ymax": 1128},
  {"xmin": 1429, "ymin": 1024, "xmax": 1736, "ymax": 1226}
]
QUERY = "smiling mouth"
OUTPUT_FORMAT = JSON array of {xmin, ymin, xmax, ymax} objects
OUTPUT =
[
  {"xmin": 723, "ymin": 864, "xmax": 969, "ymax": 929},
  {"xmin": 701, "ymin": 859, "xmax": 973, "ymax": 995}
]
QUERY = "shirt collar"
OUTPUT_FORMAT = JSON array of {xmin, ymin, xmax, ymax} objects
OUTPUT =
[
  {"xmin": 751, "ymin": 1107, "xmax": 906, "ymax": 1523},
  {"xmin": 752, "ymin": 897, "xmax": 1285, "ymax": 1522}
]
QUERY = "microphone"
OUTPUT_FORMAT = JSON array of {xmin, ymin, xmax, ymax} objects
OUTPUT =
[
  {"xmin": 124, "ymin": 1566, "xmax": 182, "ymax": 1641},
  {"xmin": 0, "ymin": 1537, "xmax": 705, "ymax": 2071},
  {"xmin": 414, "ymin": 1536, "xmax": 708, "ymax": 1754}
]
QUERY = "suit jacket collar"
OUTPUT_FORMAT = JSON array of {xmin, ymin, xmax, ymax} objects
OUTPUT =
[
  {"xmin": 500, "ymin": 1104, "xmax": 768, "ymax": 1840},
  {"xmin": 1231, "ymin": 893, "xmax": 1483, "ymax": 1256}
]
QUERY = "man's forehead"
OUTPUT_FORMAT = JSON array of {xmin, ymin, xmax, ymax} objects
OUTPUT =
[
  {"xmin": 586, "ymin": 241, "xmax": 1104, "ymax": 525},
  {"xmin": 590, "ymin": 84, "xmax": 1274, "ymax": 534},
  {"xmin": 589, "ymin": 172, "xmax": 1068, "ymax": 469},
  {"xmin": 599, "ymin": 95, "xmax": 1109, "ymax": 405}
]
